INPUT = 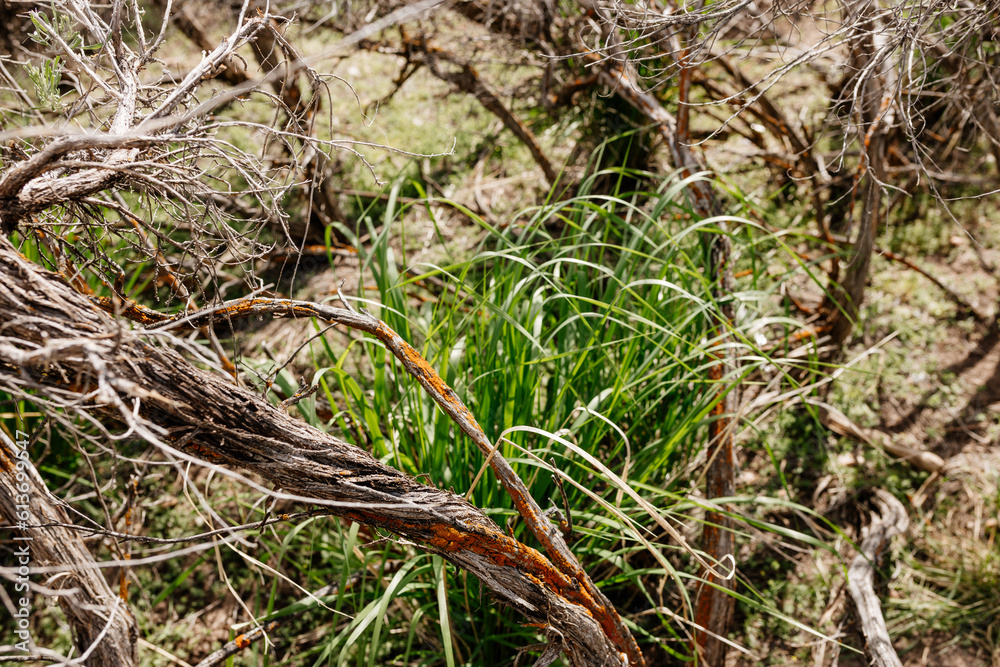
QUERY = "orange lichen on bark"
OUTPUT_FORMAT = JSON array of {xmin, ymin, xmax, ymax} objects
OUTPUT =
[
  {"xmin": 36, "ymin": 289, "xmax": 643, "ymax": 666},
  {"xmin": 340, "ymin": 508, "xmax": 606, "ymax": 617},
  {"xmin": 373, "ymin": 323, "xmax": 470, "ymax": 415},
  {"xmin": 119, "ymin": 552, "xmax": 131, "ymax": 601},
  {"xmin": 93, "ymin": 296, "xmax": 172, "ymax": 326},
  {"xmin": 362, "ymin": 319, "xmax": 640, "ymax": 665},
  {"xmin": 0, "ymin": 446, "xmax": 13, "ymax": 474}
]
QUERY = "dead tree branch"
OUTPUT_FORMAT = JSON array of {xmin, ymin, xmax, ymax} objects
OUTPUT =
[
  {"xmin": 0, "ymin": 15, "xmax": 269, "ymax": 233},
  {"xmin": 847, "ymin": 490, "xmax": 909, "ymax": 667},
  {"xmin": 99, "ymin": 291, "xmax": 644, "ymax": 664},
  {"xmin": 151, "ymin": 0, "xmax": 250, "ymax": 86},
  {"xmin": 402, "ymin": 36, "xmax": 560, "ymax": 186},
  {"xmin": 0, "ymin": 235, "xmax": 634, "ymax": 667},
  {"xmin": 0, "ymin": 432, "xmax": 139, "ymax": 666}
]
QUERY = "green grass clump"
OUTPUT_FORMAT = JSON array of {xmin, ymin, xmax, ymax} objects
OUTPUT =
[
  {"xmin": 2, "ymin": 162, "xmax": 830, "ymax": 666},
  {"xmin": 231, "ymin": 165, "xmax": 828, "ymax": 665}
]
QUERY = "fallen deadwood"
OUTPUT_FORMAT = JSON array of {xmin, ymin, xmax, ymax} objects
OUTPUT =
[
  {"xmin": 811, "ymin": 401, "xmax": 945, "ymax": 474},
  {"xmin": 195, "ymin": 621, "xmax": 278, "ymax": 667},
  {"xmin": 193, "ymin": 620, "xmax": 279, "ymax": 667},
  {"xmin": 0, "ymin": 432, "xmax": 138, "ymax": 666},
  {"xmin": 0, "ymin": 235, "xmax": 639, "ymax": 667},
  {"xmin": 847, "ymin": 490, "xmax": 908, "ymax": 667}
]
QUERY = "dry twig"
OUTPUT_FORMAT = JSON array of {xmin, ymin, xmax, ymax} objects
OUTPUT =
[{"xmin": 847, "ymin": 490, "xmax": 909, "ymax": 667}]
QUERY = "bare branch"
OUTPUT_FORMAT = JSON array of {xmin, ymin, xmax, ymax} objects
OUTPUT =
[{"xmin": 0, "ymin": 236, "xmax": 628, "ymax": 667}]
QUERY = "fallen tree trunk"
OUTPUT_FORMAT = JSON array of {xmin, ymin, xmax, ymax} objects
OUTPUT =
[
  {"xmin": 847, "ymin": 490, "xmax": 908, "ymax": 667},
  {"xmin": 0, "ymin": 432, "xmax": 139, "ymax": 666},
  {"xmin": 0, "ymin": 235, "xmax": 635, "ymax": 666}
]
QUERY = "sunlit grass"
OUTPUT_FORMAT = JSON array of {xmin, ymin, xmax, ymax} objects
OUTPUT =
[
  {"xmin": 220, "ymin": 165, "xmax": 834, "ymax": 665},
  {"xmin": 2, "ymin": 160, "xmax": 835, "ymax": 666}
]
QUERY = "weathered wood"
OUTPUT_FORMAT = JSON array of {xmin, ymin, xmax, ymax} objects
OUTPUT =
[
  {"xmin": 0, "ymin": 432, "xmax": 139, "ymax": 666},
  {"xmin": 0, "ymin": 16, "xmax": 268, "ymax": 233},
  {"xmin": 693, "ymin": 230, "xmax": 737, "ymax": 667},
  {"xmin": 813, "ymin": 401, "xmax": 945, "ymax": 474},
  {"xmin": 96, "ymin": 293, "xmax": 644, "ymax": 665},
  {"xmin": 847, "ymin": 490, "xmax": 908, "ymax": 667},
  {"xmin": 0, "ymin": 235, "xmax": 628, "ymax": 667}
]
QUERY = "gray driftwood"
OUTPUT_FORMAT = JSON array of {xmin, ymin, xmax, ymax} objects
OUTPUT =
[{"xmin": 847, "ymin": 490, "xmax": 909, "ymax": 667}]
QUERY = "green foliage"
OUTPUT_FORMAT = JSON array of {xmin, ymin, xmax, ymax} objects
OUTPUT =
[
  {"xmin": 224, "ymin": 164, "xmax": 827, "ymax": 664},
  {"xmin": 22, "ymin": 10, "xmax": 100, "ymax": 112},
  {"xmin": 28, "ymin": 11, "xmax": 88, "ymax": 50},
  {"xmin": 24, "ymin": 56, "xmax": 64, "ymax": 112}
]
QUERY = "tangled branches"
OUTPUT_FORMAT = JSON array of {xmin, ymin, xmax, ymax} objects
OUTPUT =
[{"xmin": 1, "ymin": 0, "xmax": 997, "ymax": 665}]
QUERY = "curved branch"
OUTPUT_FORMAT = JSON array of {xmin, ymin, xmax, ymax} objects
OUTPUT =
[
  {"xmin": 848, "ymin": 490, "xmax": 908, "ymax": 667},
  {"xmin": 0, "ymin": 236, "xmax": 629, "ymax": 667},
  {"xmin": 91, "ymin": 290, "xmax": 644, "ymax": 664}
]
